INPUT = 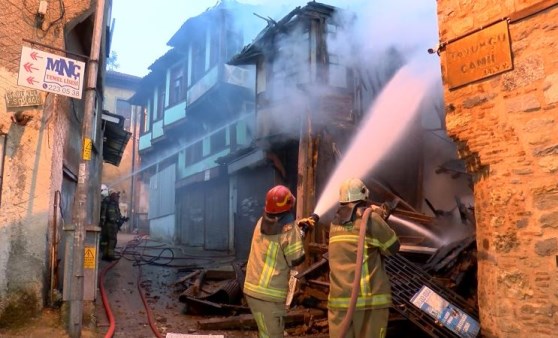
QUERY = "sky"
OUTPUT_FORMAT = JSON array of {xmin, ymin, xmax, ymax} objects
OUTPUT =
[{"xmin": 109, "ymin": 0, "xmax": 439, "ymax": 78}]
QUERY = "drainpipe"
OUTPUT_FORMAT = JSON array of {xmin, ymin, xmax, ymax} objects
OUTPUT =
[{"xmin": 68, "ymin": 0, "xmax": 106, "ymax": 336}]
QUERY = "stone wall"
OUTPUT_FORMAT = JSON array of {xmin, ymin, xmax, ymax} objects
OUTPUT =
[
  {"xmin": 437, "ymin": 1, "xmax": 558, "ymax": 336},
  {"xmin": 0, "ymin": 0, "xmax": 95, "ymax": 327}
]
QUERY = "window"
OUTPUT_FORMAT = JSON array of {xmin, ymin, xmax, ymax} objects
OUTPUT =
[
  {"xmin": 191, "ymin": 37, "xmax": 206, "ymax": 84},
  {"xmin": 116, "ymin": 99, "xmax": 132, "ymax": 130},
  {"xmin": 141, "ymin": 107, "xmax": 149, "ymax": 133},
  {"xmin": 169, "ymin": 64, "xmax": 185, "ymax": 105},
  {"xmin": 156, "ymin": 85, "xmax": 165, "ymax": 120},
  {"xmin": 210, "ymin": 128, "xmax": 226, "ymax": 152},
  {"xmin": 185, "ymin": 140, "xmax": 203, "ymax": 166},
  {"xmin": 209, "ymin": 26, "xmax": 220, "ymax": 68}
]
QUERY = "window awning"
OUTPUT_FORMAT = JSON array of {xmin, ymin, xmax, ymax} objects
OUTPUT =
[{"xmin": 102, "ymin": 110, "xmax": 131, "ymax": 166}]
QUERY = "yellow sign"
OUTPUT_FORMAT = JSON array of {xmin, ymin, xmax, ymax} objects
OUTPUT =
[
  {"xmin": 445, "ymin": 20, "xmax": 513, "ymax": 89},
  {"xmin": 82, "ymin": 138, "xmax": 92, "ymax": 160},
  {"xmin": 84, "ymin": 247, "xmax": 96, "ymax": 269}
]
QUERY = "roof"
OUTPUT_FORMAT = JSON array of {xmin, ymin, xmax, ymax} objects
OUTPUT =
[
  {"xmin": 105, "ymin": 70, "xmax": 141, "ymax": 89},
  {"xmin": 229, "ymin": 1, "xmax": 337, "ymax": 65}
]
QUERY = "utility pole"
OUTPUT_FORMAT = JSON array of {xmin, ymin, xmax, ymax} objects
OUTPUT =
[{"xmin": 68, "ymin": 0, "xmax": 106, "ymax": 336}]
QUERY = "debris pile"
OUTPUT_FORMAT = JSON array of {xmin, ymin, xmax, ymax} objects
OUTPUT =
[{"xmin": 173, "ymin": 203, "xmax": 479, "ymax": 337}]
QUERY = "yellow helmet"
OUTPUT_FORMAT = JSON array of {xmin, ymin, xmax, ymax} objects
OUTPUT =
[{"xmin": 339, "ymin": 178, "xmax": 369, "ymax": 203}]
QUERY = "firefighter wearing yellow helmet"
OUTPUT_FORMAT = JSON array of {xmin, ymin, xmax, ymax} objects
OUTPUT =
[
  {"xmin": 328, "ymin": 178, "xmax": 400, "ymax": 338},
  {"xmin": 244, "ymin": 185, "xmax": 314, "ymax": 338}
]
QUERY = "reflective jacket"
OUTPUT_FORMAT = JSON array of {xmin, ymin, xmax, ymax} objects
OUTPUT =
[
  {"xmin": 328, "ymin": 202, "xmax": 399, "ymax": 310},
  {"xmin": 244, "ymin": 213, "xmax": 305, "ymax": 303}
]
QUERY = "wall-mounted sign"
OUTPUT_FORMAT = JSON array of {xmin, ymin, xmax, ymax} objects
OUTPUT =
[
  {"xmin": 5, "ymin": 90, "xmax": 43, "ymax": 109},
  {"xmin": 17, "ymin": 46, "xmax": 85, "ymax": 99},
  {"xmin": 445, "ymin": 20, "xmax": 513, "ymax": 89}
]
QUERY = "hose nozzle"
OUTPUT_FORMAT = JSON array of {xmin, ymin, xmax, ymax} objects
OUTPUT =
[{"xmin": 309, "ymin": 213, "xmax": 320, "ymax": 223}]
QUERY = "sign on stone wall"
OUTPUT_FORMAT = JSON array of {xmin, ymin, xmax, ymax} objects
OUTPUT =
[
  {"xmin": 445, "ymin": 20, "xmax": 513, "ymax": 89},
  {"xmin": 17, "ymin": 46, "xmax": 85, "ymax": 99},
  {"xmin": 5, "ymin": 90, "xmax": 43, "ymax": 109}
]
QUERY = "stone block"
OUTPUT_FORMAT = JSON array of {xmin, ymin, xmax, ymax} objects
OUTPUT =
[
  {"xmin": 534, "ymin": 238, "xmax": 558, "ymax": 256},
  {"xmin": 505, "ymin": 94, "xmax": 541, "ymax": 113}
]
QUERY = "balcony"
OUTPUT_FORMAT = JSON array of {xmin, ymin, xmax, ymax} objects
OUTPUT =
[
  {"xmin": 164, "ymin": 101, "xmax": 187, "ymax": 127},
  {"xmin": 186, "ymin": 66, "xmax": 218, "ymax": 107},
  {"xmin": 151, "ymin": 120, "xmax": 165, "ymax": 141},
  {"xmin": 138, "ymin": 132, "xmax": 152, "ymax": 152}
]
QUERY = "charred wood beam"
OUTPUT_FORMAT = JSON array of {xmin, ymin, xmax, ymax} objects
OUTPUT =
[
  {"xmin": 173, "ymin": 270, "xmax": 201, "ymax": 286},
  {"xmin": 192, "ymin": 270, "xmax": 207, "ymax": 296},
  {"xmin": 197, "ymin": 308, "xmax": 325, "ymax": 331},
  {"xmin": 295, "ymin": 254, "xmax": 328, "ymax": 280}
]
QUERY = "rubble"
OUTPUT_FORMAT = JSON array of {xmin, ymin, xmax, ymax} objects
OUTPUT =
[{"xmin": 173, "ymin": 204, "xmax": 479, "ymax": 337}]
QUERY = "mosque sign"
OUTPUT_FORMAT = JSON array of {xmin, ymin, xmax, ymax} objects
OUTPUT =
[
  {"xmin": 445, "ymin": 20, "xmax": 513, "ymax": 89},
  {"xmin": 17, "ymin": 46, "xmax": 85, "ymax": 99}
]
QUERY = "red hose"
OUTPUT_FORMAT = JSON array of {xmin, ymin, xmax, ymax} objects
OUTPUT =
[
  {"xmin": 137, "ymin": 263, "xmax": 163, "ymax": 338},
  {"xmin": 99, "ymin": 259, "xmax": 119, "ymax": 338}
]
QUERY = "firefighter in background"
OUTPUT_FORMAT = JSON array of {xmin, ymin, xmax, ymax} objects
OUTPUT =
[
  {"xmin": 100, "ymin": 190, "xmax": 124, "ymax": 261},
  {"xmin": 244, "ymin": 185, "xmax": 315, "ymax": 338},
  {"xmin": 328, "ymin": 178, "xmax": 400, "ymax": 338},
  {"xmin": 99, "ymin": 185, "xmax": 110, "ymax": 254}
]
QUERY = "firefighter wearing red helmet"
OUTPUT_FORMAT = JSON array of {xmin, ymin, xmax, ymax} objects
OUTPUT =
[{"xmin": 244, "ymin": 185, "xmax": 314, "ymax": 337}]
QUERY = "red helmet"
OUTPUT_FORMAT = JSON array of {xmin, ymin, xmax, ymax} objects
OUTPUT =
[{"xmin": 265, "ymin": 185, "xmax": 295, "ymax": 214}]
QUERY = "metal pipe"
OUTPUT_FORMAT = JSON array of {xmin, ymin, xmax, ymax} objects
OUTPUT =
[
  {"xmin": 130, "ymin": 106, "xmax": 138, "ymax": 232},
  {"xmin": 68, "ymin": 0, "xmax": 106, "ymax": 336}
]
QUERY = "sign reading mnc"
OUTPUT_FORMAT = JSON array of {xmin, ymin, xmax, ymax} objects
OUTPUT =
[
  {"xmin": 17, "ymin": 46, "xmax": 85, "ymax": 99},
  {"xmin": 445, "ymin": 20, "xmax": 513, "ymax": 89}
]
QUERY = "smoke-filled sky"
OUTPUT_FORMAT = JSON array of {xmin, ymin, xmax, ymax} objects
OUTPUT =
[{"xmin": 110, "ymin": 0, "xmax": 439, "ymax": 77}]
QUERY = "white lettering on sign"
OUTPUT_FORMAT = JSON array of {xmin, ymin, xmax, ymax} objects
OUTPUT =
[{"xmin": 17, "ymin": 46, "xmax": 85, "ymax": 99}]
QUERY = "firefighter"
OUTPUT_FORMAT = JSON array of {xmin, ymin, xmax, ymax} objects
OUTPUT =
[
  {"xmin": 100, "ymin": 190, "xmax": 123, "ymax": 261},
  {"xmin": 244, "ymin": 185, "xmax": 315, "ymax": 338},
  {"xmin": 99, "ymin": 185, "xmax": 110, "ymax": 254},
  {"xmin": 327, "ymin": 178, "xmax": 400, "ymax": 338}
]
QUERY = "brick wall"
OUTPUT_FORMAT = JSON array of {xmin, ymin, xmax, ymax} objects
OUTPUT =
[
  {"xmin": 0, "ymin": 0, "xmax": 94, "ymax": 326},
  {"xmin": 437, "ymin": 1, "xmax": 558, "ymax": 336}
]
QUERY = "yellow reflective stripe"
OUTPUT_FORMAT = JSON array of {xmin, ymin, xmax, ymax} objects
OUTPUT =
[
  {"xmin": 328, "ymin": 293, "xmax": 392, "ymax": 308},
  {"xmin": 382, "ymin": 233, "xmax": 398, "ymax": 250},
  {"xmin": 361, "ymin": 251, "xmax": 371, "ymax": 294},
  {"xmin": 260, "ymin": 242, "xmax": 279, "ymax": 287},
  {"xmin": 330, "ymin": 234, "xmax": 397, "ymax": 251},
  {"xmin": 244, "ymin": 282, "xmax": 287, "ymax": 300},
  {"xmin": 253, "ymin": 312, "xmax": 269, "ymax": 338},
  {"xmin": 329, "ymin": 234, "xmax": 360, "ymax": 243},
  {"xmin": 284, "ymin": 240, "xmax": 303, "ymax": 256}
]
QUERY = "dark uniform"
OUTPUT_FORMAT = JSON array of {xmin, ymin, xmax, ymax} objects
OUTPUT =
[{"xmin": 100, "ymin": 192, "xmax": 122, "ymax": 260}]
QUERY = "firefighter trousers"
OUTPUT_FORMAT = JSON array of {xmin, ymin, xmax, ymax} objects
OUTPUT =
[
  {"xmin": 328, "ymin": 307, "xmax": 389, "ymax": 338},
  {"xmin": 245, "ymin": 295, "xmax": 286, "ymax": 338}
]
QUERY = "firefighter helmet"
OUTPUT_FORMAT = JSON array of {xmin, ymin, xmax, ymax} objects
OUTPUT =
[
  {"xmin": 101, "ymin": 184, "xmax": 109, "ymax": 198},
  {"xmin": 265, "ymin": 185, "xmax": 295, "ymax": 214},
  {"xmin": 339, "ymin": 178, "xmax": 369, "ymax": 203}
]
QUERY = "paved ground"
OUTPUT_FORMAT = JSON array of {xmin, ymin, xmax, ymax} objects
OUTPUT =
[{"xmin": 95, "ymin": 234, "xmax": 260, "ymax": 338}]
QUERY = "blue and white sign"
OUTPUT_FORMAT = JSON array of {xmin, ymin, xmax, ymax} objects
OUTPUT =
[{"xmin": 17, "ymin": 46, "xmax": 85, "ymax": 99}]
